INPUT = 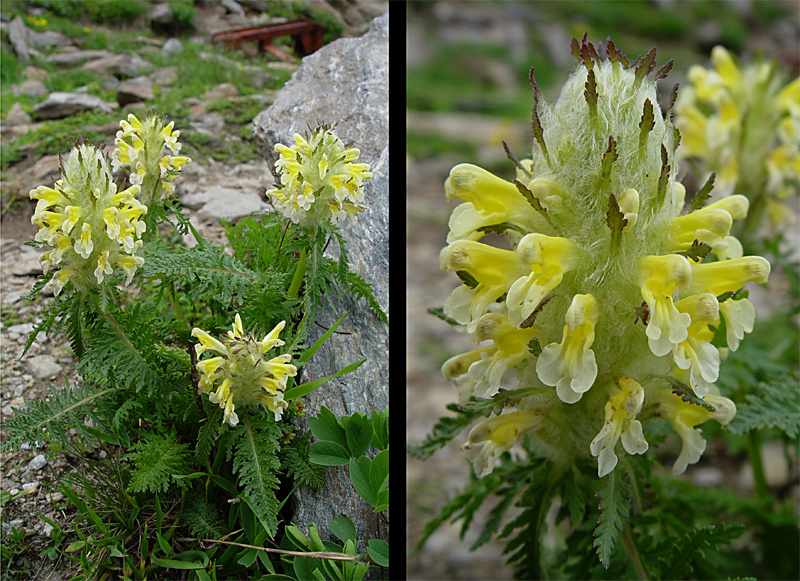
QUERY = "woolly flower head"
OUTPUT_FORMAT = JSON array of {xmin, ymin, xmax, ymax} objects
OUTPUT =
[
  {"xmin": 267, "ymin": 125, "xmax": 372, "ymax": 229},
  {"xmin": 439, "ymin": 36, "xmax": 770, "ymax": 479},
  {"xmin": 675, "ymin": 46, "xmax": 800, "ymax": 228},
  {"xmin": 192, "ymin": 314, "xmax": 297, "ymax": 427},
  {"xmin": 30, "ymin": 140, "xmax": 147, "ymax": 296},
  {"xmin": 111, "ymin": 113, "xmax": 191, "ymax": 207}
]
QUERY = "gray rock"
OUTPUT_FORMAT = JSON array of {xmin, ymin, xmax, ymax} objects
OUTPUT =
[
  {"xmin": 252, "ymin": 13, "xmax": 388, "ymax": 176},
  {"xmin": 204, "ymin": 82, "xmax": 239, "ymax": 102},
  {"xmin": 10, "ymin": 246, "xmax": 44, "ymax": 276},
  {"xmin": 18, "ymin": 79, "xmax": 48, "ymax": 99},
  {"xmin": 82, "ymin": 53, "xmax": 152, "ymax": 79},
  {"xmin": 44, "ymin": 49, "xmax": 115, "ymax": 66},
  {"xmin": 161, "ymin": 38, "xmax": 184, "ymax": 58},
  {"xmin": 8, "ymin": 17, "xmax": 30, "ymax": 64},
  {"xmin": 26, "ymin": 354, "xmax": 63, "ymax": 379},
  {"xmin": 26, "ymin": 29, "xmax": 70, "ymax": 51},
  {"xmin": 23, "ymin": 66, "xmax": 49, "ymax": 82},
  {"xmin": 32, "ymin": 92, "xmax": 114, "ymax": 120},
  {"xmin": 252, "ymin": 13, "xmax": 389, "ymax": 560},
  {"xmin": 4, "ymin": 102, "xmax": 31, "ymax": 126},
  {"xmin": 11, "ymin": 154, "xmax": 61, "ymax": 200},
  {"xmin": 149, "ymin": 2, "xmax": 173, "ymax": 25},
  {"xmin": 221, "ymin": 0, "xmax": 246, "ymax": 16},
  {"xmin": 7, "ymin": 323, "xmax": 36, "ymax": 336},
  {"xmin": 150, "ymin": 66, "xmax": 179, "ymax": 86},
  {"xmin": 116, "ymin": 77, "xmax": 155, "ymax": 105},
  {"xmin": 28, "ymin": 454, "xmax": 47, "ymax": 471},
  {"xmin": 182, "ymin": 186, "xmax": 267, "ymax": 221}
]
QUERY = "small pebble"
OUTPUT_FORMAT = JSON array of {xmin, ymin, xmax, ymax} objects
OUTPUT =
[
  {"xmin": 28, "ymin": 454, "xmax": 47, "ymax": 471},
  {"xmin": 47, "ymin": 492, "xmax": 64, "ymax": 503},
  {"xmin": 9, "ymin": 488, "xmax": 20, "ymax": 496},
  {"xmin": 21, "ymin": 481, "xmax": 38, "ymax": 491}
]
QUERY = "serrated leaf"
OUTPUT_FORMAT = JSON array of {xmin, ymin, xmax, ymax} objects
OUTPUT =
[
  {"xmin": 502, "ymin": 140, "xmax": 531, "ymax": 178},
  {"xmin": 593, "ymin": 470, "xmax": 631, "ymax": 568},
  {"xmin": 531, "ymin": 107, "xmax": 550, "ymax": 166},
  {"xmin": 639, "ymin": 99, "xmax": 655, "ymax": 151},
  {"xmin": 476, "ymin": 222, "xmax": 528, "ymax": 237},
  {"xmin": 606, "ymin": 192, "xmax": 627, "ymax": 249},
  {"xmin": 728, "ymin": 377, "xmax": 800, "ymax": 437},
  {"xmin": 655, "ymin": 58, "xmax": 674, "ymax": 80},
  {"xmin": 456, "ymin": 270, "xmax": 479, "ymax": 289},
  {"xmin": 690, "ymin": 171, "xmax": 717, "ymax": 211},
  {"xmin": 600, "ymin": 136, "xmax": 618, "ymax": 183},
  {"xmin": 528, "ymin": 67, "xmax": 541, "ymax": 110},
  {"xmin": 666, "ymin": 82, "xmax": 680, "ymax": 117},
  {"xmin": 678, "ymin": 239, "xmax": 713, "ymax": 263},
  {"xmin": 584, "ymin": 69, "xmax": 598, "ymax": 114},
  {"xmin": 427, "ymin": 306, "xmax": 460, "ymax": 327},
  {"xmin": 126, "ymin": 432, "xmax": 192, "ymax": 495},
  {"xmin": 308, "ymin": 407, "xmax": 347, "ymax": 449},
  {"xmin": 513, "ymin": 179, "xmax": 555, "ymax": 229},
  {"xmin": 659, "ymin": 376, "xmax": 718, "ymax": 412},
  {"xmin": 407, "ymin": 403, "xmax": 478, "ymax": 459},
  {"xmin": 634, "ymin": 47, "xmax": 657, "ymax": 83},
  {"xmin": 656, "ymin": 144, "xmax": 670, "ymax": 207}
]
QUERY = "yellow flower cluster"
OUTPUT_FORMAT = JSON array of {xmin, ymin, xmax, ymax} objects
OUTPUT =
[
  {"xmin": 111, "ymin": 113, "xmax": 191, "ymax": 207},
  {"xmin": 676, "ymin": 46, "xmax": 800, "ymax": 229},
  {"xmin": 30, "ymin": 141, "xmax": 146, "ymax": 296},
  {"xmin": 192, "ymin": 314, "xmax": 297, "ymax": 427},
  {"xmin": 440, "ymin": 38, "xmax": 771, "ymax": 478},
  {"xmin": 267, "ymin": 125, "xmax": 372, "ymax": 229}
]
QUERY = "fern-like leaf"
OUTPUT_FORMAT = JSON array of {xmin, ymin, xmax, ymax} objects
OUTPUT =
[
  {"xmin": 593, "ymin": 469, "xmax": 631, "ymax": 568},
  {"xmin": 126, "ymin": 431, "xmax": 192, "ymax": 494},
  {"xmin": 406, "ymin": 403, "xmax": 479, "ymax": 460},
  {"xmin": 280, "ymin": 432, "xmax": 326, "ymax": 490},
  {"xmin": 657, "ymin": 524, "xmax": 745, "ymax": 579},
  {"xmin": 728, "ymin": 377, "xmax": 799, "ymax": 438},
  {"xmin": 232, "ymin": 412, "xmax": 282, "ymax": 537},
  {"xmin": 0, "ymin": 380, "xmax": 114, "ymax": 453},
  {"xmin": 183, "ymin": 492, "xmax": 227, "ymax": 539},
  {"xmin": 195, "ymin": 406, "xmax": 222, "ymax": 467}
]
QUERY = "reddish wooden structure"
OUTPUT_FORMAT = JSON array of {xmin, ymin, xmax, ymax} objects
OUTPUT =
[{"xmin": 211, "ymin": 18, "xmax": 325, "ymax": 61}]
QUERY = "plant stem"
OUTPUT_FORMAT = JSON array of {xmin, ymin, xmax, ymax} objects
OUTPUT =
[
  {"xmin": 288, "ymin": 247, "xmax": 308, "ymax": 298},
  {"xmin": 747, "ymin": 430, "xmax": 770, "ymax": 498},
  {"xmin": 166, "ymin": 283, "xmax": 186, "ymax": 329},
  {"xmin": 621, "ymin": 524, "xmax": 647, "ymax": 580}
]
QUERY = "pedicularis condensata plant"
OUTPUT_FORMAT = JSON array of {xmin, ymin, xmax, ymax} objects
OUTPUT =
[
  {"xmin": 675, "ymin": 46, "xmax": 800, "ymax": 234},
  {"xmin": 12, "ymin": 113, "xmax": 388, "ymax": 579},
  {"xmin": 437, "ymin": 36, "xmax": 770, "ymax": 480}
]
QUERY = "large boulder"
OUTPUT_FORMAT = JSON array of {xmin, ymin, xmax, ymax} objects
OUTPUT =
[
  {"xmin": 32, "ymin": 92, "xmax": 114, "ymax": 120},
  {"xmin": 251, "ymin": 11, "xmax": 388, "ymax": 561}
]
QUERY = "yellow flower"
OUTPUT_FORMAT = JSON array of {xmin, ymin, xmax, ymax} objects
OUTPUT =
[
  {"xmin": 192, "ymin": 314, "xmax": 296, "ymax": 426},
  {"xmin": 462, "ymin": 409, "xmax": 546, "ymax": 477},
  {"xmin": 267, "ymin": 125, "xmax": 372, "ymax": 229},
  {"xmin": 29, "ymin": 141, "xmax": 146, "ymax": 296}
]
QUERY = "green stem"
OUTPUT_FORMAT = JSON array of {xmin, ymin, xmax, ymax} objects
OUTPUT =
[
  {"xmin": 621, "ymin": 524, "xmax": 648, "ymax": 580},
  {"xmin": 747, "ymin": 430, "xmax": 770, "ymax": 498},
  {"xmin": 288, "ymin": 247, "xmax": 308, "ymax": 298},
  {"xmin": 167, "ymin": 283, "xmax": 187, "ymax": 329}
]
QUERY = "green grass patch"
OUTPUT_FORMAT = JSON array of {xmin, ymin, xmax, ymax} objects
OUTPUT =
[
  {"xmin": 406, "ymin": 132, "xmax": 477, "ymax": 161},
  {"xmin": 1, "ymin": 47, "xmax": 25, "ymax": 87},
  {"xmin": 206, "ymin": 98, "xmax": 269, "ymax": 126}
]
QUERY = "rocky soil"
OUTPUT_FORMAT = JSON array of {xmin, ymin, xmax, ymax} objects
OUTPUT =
[{"xmin": 0, "ymin": 2, "xmax": 387, "ymax": 579}]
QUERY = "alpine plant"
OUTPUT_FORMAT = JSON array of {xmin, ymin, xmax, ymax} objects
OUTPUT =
[
  {"xmin": 30, "ymin": 140, "xmax": 147, "ymax": 296},
  {"xmin": 439, "ymin": 37, "xmax": 771, "ymax": 479},
  {"xmin": 267, "ymin": 124, "xmax": 372, "ymax": 229},
  {"xmin": 111, "ymin": 112, "xmax": 191, "ymax": 208},
  {"xmin": 675, "ymin": 46, "xmax": 800, "ymax": 231},
  {"xmin": 192, "ymin": 314, "xmax": 297, "ymax": 427}
]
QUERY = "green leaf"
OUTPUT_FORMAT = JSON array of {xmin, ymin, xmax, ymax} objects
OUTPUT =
[
  {"xmin": 606, "ymin": 192, "xmax": 627, "ymax": 249},
  {"xmin": 232, "ymin": 413, "xmax": 282, "ymax": 537},
  {"xmin": 346, "ymin": 414, "xmax": 373, "ymax": 458},
  {"xmin": 531, "ymin": 107, "xmax": 550, "ymax": 166},
  {"xmin": 600, "ymin": 135, "xmax": 618, "ymax": 183},
  {"xmin": 151, "ymin": 554, "xmax": 207, "ymax": 570},
  {"xmin": 593, "ymin": 469, "xmax": 631, "ymax": 568},
  {"xmin": 426, "ymin": 306, "xmax": 459, "ymax": 327},
  {"xmin": 655, "ymin": 144, "xmax": 671, "ymax": 207},
  {"xmin": 370, "ymin": 450, "xmax": 389, "ymax": 503},
  {"xmin": 406, "ymin": 403, "xmax": 478, "ymax": 460},
  {"xmin": 309, "ymin": 441, "xmax": 351, "ymax": 466},
  {"xmin": 584, "ymin": 69, "xmax": 598, "ymax": 114},
  {"xmin": 349, "ymin": 457, "xmax": 375, "ymax": 506},
  {"xmin": 513, "ymin": 179, "xmax": 555, "ymax": 230},
  {"xmin": 297, "ymin": 312, "xmax": 348, "ymax": 364},
  {"xmin": 634, "ymin": 46, "xmax": 657, "ymax": 84},
  {"xmin": 371, "ymin": 408, "xmax": 389, "ymax": 451},
  {"xmin": 639, "ymin": 99, "xmax": 655, "ymax": 151},
  {"xmin": 728, "ymin": 377, "xmax": 800, "ymax": 438},
  {"xmin": 678, "ymin": 239, "xmax": 713, "ymax": 263},
  {"xmin": 126, "ymin": 432, "xmax": 192, "ymax": 495},
  {"xmin": 308, "ymin": 407, "xmax": 347, "ymax": 449},
  {"xmin": 690, "ymin": 171, "xmax": 717, "ymax": 211},
  {"xmin": 456, "ymin": 270, "xmax": 479, "ymax": 289},
  {"xmin": 329, "ymin": 515, "xmax": 357, "ymax": 544},
  {"xmin": 367, "ymin": 539, "xmax": 389, "ymax": 568},
  {"xmin": 284, "ymin": 359, "xmax": 365, "ymax": 401}
]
